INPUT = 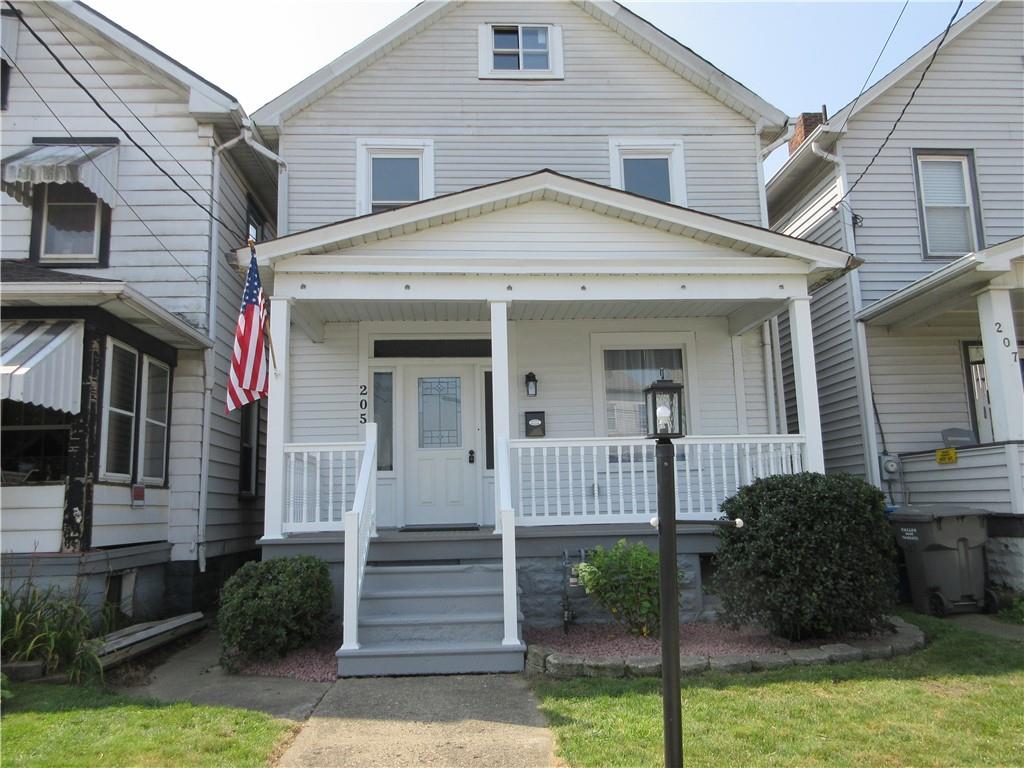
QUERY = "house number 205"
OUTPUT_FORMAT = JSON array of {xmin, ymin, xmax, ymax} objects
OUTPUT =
[{"xmin": 359, "ymin": 384, "xmax": 368, "ymax": 423}]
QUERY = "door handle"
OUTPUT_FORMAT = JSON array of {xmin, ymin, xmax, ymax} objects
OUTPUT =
[{"xmin": 468, "ymin": 449, "xmax": 476, "ymax": 464}]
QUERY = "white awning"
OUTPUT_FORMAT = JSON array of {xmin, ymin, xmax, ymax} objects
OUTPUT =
[
  {"xmin": 1, "ymin": 320, "xmax": 84, "ymax": 414},
  {"xmin": 1, "ymin": 11, "xmax": 19, "ymax": 66},
  {"xmin": 2, "ymin": 144, "xmax": 120, "ymax": 207}
]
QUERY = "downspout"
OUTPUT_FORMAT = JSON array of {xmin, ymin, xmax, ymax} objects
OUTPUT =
[{"xmin": 197, "ymin": 124, "xmax": 285, "ymax": 573}]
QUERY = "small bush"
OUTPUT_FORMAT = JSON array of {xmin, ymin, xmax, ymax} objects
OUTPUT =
[
  {"xmin": 0, "ymin": 582, "xmax": 102, "ymax": 683},
  {"xmin": 999, "ymin": 595, "xmax": 1024, "ymax": 626},
  {"xmin": 714, "ymin": 472, "xmax": 896, "ymax": 641},
  {"xmin": 577, "ymin": 539, "xmax": 676, "ymax": 637},
  {"xmin": 218, "ymin": 555, "xmax": 332, "ymax": 670}
]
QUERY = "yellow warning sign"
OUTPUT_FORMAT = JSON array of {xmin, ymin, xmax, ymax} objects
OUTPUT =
[{"xmin": 936, "ymin": 448, "xmax": 958, "ymax": 465}]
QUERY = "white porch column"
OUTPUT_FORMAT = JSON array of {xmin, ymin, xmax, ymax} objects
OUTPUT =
[
  {"xmin": 264, "ymin": 297, "xmax": 291, "ymax": 539},
  {"xmin": 788, "ymin": 297, "xmax": 825, "ymax": 472},
  {"xmin": 977, "ymin": 287, "xmax": 1024, "ymax": 441},
  {"xmin": 490, "ymin": 301, "xmax": 520, "ymax": 646}
]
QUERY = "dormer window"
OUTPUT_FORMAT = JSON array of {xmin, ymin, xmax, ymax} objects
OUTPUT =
[{"xmin": 478, "ymin": 23, "xmax": 563, "ymax": 80}]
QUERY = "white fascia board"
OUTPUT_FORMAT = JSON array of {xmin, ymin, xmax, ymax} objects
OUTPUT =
[
  {"xmin": 0, "ymin": 282, "xmax": 212, "ymax": 349},
  {"xmin": 764, "ymin": 125, "xmax": 841, "ymax": 209},
  {"xmin": 578, "ymin": 1, "xmax": 787, "ymax": 133},
  {"xmin": 824, "ymin": 0, "xmax": 1000, "ymax": 131},
  {"xmin": 251, "ymin": 1, "xmax": 454, "ymax": 130},
  {"xmin": 237, "ymin": 172, "xmax": 850, "ymax": 271},
  {"xmin": 60, "ymin": 2, "xmax": 240, "ymax": 118}
]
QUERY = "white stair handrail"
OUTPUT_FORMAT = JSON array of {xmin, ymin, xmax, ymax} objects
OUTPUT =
[{"xmin": 341, "ymin": 423, "xmax": 378, "ymax": 652}]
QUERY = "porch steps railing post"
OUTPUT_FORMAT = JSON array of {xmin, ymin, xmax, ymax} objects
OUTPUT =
[{"xmin": 340, "ymin": 423, "xmax": 377, "ymax": 652}]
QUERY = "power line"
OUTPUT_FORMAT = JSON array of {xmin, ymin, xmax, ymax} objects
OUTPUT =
[
  {"xmin": 3, "ymin": 47, "xmax": 202, "ymax": 283},
  {"xmin": 836, "ymin": 0, "xmax": 965, "ymax": 207},
  {"xmin": 5, "ymin": 2, "xmax": 248, "ymax": 243},
  {"xmin": 837, "ymin": 0, "xmax": 910, "ymax": 135}
]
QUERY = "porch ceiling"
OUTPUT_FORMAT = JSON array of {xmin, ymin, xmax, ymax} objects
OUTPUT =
[{"xmin": 300, "ymin": 298, "xmax": 782, "ymax": 324}]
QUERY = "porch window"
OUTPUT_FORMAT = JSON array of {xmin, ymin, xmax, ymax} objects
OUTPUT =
[
  {"xmin": 914, "ymin": 151, "xmax": 982, "ymax": 258},
  {"xmin": 373, "ymin": 371, "xmax": 394, "ymax": 471},
  {"xmin": 478, "ymin": 23, "xmax": 564, "ymax": 79},
  {"xmin": 101, "ymin": 340, "xmax": 138, "ymax": 481},
  {"xmin": 609, "ymin": 138, "xmax": 686, "ymax": 205},
  {"xmin": 603, "ymin": 349, "xmax": 684, "ymax": 437},
  {"xmin": 964, "ymin": 342, "xmax": 1024, "ymax": 444},
  {"xmin": 355, "ymin": 138, "xmax": 434, "ymax": 216},
  {"xmin": 139, "ymin": 358, "xmax": 170, "ymax": 484},
  {"xmin": 0, "ymin": 400, "xmax": 72, "ymax": 484}
]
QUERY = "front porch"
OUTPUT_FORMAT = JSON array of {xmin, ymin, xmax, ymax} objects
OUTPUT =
[{"xmin": 239, "ymin": 171, "xmax": 846, "ymax": 675}]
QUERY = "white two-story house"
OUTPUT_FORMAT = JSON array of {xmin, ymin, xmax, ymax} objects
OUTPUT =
[
  {"xmin": 241, "ymin": 0, "xmax": 848, "ymax": 676},
  {"xmin": 767, "ymin": 0, "xmax": 1023, "ymax": 598},
  {"xmin": 1, "ymin": 2, "xmax": 277, "ymax": 618}
]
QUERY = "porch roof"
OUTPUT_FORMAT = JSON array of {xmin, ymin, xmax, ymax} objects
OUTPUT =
[
  {"xmin": 236, "ymin": 170, "xmax": 851, "ymax": 279},
  {"xmin": 857, "ymin": 236, "xmax": 1024, "ymax": 329}
]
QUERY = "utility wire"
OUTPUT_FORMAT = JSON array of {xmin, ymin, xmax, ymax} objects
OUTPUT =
[
  {"xmin": 6, "ymin": 2, "xmax": 248, "ymax": 243},
  {"xmin": 837, "ymin": 0, "xmax": 910, "ymax": 135},
  {"xmin": 3, "ymin": 47, "xmax": 202, "ymax": 283},
  {"xmin": 836, "ymin": 0, "xmax": 965, "ymax": 206}
]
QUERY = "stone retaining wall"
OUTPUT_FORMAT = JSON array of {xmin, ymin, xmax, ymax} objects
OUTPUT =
[{"xmin": 527, "ymin": 616, "xmax": 926, "ymax": 678}]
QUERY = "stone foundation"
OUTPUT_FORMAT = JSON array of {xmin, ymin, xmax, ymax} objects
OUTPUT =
[{"xmin": 986, "ymin": 536, "xmax": 1024, "ymax": 593}]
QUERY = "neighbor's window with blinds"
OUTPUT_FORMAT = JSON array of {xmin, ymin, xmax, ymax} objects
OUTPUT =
[
  {"xmin": 914, "ymin": 152, "xmax": 981, "ymax": 258},
  {"xmin": 603, "ymin": 349, "xmax": 684, "ymax": 437}
]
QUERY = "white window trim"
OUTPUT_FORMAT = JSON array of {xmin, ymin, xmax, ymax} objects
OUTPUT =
[
  {"xmin": 355, "ymin": 138, "xmax": 435, "ymax": 216},
  {"xmin": 609, "ymin": 137, "xmax": 687, "ymax": 206},
  {"xmin": 477, "ymin": 23, "xmax": 564, "ymax": 80},
  {"xmin": 590, "ymin": 331, "xmax": 700, "ymax": 437},
  {"xmin": 99, "ymin": 338, "xmax": 138, "ymax": 483},
  {"xmin": 915, "ymin": 153, "xmax": 979, "ymax": 258},
  {"xmin": 138, "ymin": 356, "xmax": 170, "ymax": 485},
  {"xmin": 39, "ymin": 184, "xmax": 102, "ymax": 263}
]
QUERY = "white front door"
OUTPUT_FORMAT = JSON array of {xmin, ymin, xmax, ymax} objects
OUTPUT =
[{"xmin": 403, "ymin": 365, "xmax": 479, "ymax": 526}]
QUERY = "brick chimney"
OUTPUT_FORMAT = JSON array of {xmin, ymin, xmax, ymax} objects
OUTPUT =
[{"xmin": 788, "ymin": 107, "xmax": 828, "ymax": 155}]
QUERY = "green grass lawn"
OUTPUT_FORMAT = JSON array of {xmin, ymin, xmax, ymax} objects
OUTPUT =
[
  {"xmin": 1, "ymin": 683, "xmax": 295, "ymax": 768},
  {"xmin": 534, "ymin": 614, "xmax": 1024, "ymax": 768}
]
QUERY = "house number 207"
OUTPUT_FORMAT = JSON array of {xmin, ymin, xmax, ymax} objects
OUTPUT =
[
  {"xmin": 359, "ymin": 384, "xmax": 368, "ymax": 423},
  {"xmin": 993, "ymin": 322, "xmax": 1019, "ymax": 362}
]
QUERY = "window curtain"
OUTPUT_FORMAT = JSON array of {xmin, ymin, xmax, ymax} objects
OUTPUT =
[{"xmin": 603, "ymin": 348, "xmax": 683, "ymax": 437}]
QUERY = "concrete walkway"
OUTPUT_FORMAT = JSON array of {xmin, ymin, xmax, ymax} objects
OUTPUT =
[
  {"xmin": 124, "ymin": 631, "xmax": 331, "ymax": 720},
  {"xmin": 278, "ymin": 675, "xmax": 557, "ymax": 768},
  {"xmin": 948, "ymin": 613, "xmax": 1024, "ymax": 642}
]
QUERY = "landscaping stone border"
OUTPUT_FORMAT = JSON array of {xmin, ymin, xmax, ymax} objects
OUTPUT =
[{"xmin": 526, "ymin": 616, "xmax": 926, "ymax": 679}]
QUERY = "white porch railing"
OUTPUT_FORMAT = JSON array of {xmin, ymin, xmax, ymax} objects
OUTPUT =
[
  {"xmin": 282, "ymin": 441, "xmax": 366, "ymax": 533},
  {"xmin": 494, "ymin": 436, "xmax": 520, "ymax": 646},
  {"xmin": 341, "ymin": 424, "xmax": 377, "ymax": 651},
  {"xmin": 510, "ymin": 435, "xmax": 806, "ymax": 526}
]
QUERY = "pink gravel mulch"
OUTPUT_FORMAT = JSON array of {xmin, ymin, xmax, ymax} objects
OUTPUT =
[
  {"xmin": 238, "ymin": 641, "xmax": 338, "ymax": 683},
  {"xmin": 525, "ymin": 621, "xmax": 818, "ymax": 657}
]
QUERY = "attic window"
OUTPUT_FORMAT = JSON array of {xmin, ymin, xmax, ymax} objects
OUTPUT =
[{"xmin": 478, "ymin": 24, "xmax": 563, "ymax": 80}]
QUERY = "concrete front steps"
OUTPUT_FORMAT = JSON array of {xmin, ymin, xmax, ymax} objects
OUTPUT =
[{"xmin": 336, "ymin": 563, "xmax": 525, "ymax": 677}]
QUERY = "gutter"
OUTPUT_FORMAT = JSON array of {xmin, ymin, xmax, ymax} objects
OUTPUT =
[{"xmin": 196, "ymin": 124, "xmax": 286, "ymax": 573}]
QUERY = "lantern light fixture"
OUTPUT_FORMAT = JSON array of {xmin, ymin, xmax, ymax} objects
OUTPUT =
[
  {"xmin": 525, "ymin": 371, "xmax": 538, "ymax": 397},
  {"xmin": 643, "ymin": 379, "xmax": 684, "ymax": 440}
]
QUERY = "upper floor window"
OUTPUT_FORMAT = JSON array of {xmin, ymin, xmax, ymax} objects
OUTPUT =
[
  {"xmin": 913, "ymin": 150, "xmax": 983, "ymax": 258},
  {"xmin": 30, "ymin": 182, "xmax": 112, "ymax": 267},
  {"xmin": 478, "ymin": 23, "xmax": 564, "ymax": 79},
  {"xmin": 238, "ymin": 401, "xmax": 259, "ymax": 497},
  {"xmin": 246, "ymin": 194, "xmax": 266, "ymax": 243},
  {"xmin": 355, "ymin": 138, "xmax": 434, "ymax": 216},
  {"xmin": 609, "ymin": 138, "xmax": 686, "ymax": 205}
]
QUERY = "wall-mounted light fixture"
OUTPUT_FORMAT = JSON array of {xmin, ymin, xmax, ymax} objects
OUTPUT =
[{"xmin": 525, "ymin": 371, "xmax": 538, "ymax": 397}]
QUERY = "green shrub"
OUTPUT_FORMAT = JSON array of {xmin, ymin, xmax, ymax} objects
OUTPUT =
[
  {"xmin": 0, "ymin": 582, "xmax": 102, "ymax": 683},
  {"xmin": 577, "ymin": 539, "xmax": 676, "ymax": 637},
  {"xmin": 218, "ymin": 555, "xmax": 332, "ymax": 670},
  {"xmin": 714, "ymin": 472, "xmax": 896, "ymax": 641},
  {"xmin": 998, "ymin": 595, "xmax": 1024, "ymax": 626}
]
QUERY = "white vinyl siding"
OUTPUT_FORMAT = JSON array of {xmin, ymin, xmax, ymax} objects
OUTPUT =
[
  {"xmin": 283, "ymin": 1, "xmax": 762, "ymax": 230},
  {"xmin": 915, "ymin": 154, "xmax": 980, "ymax": 257},
  {"xmin": 769, "ymin": 164, "xmax": 847, "ymax": 251},
  {"xmin": 91, "ymin": 484, "xmax": 168, "ymax": 547}
]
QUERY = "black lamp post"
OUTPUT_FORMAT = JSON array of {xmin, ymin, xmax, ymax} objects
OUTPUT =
[{"xmin": 643, "ymin": 378, "xmax": 685, "ymax": 768}]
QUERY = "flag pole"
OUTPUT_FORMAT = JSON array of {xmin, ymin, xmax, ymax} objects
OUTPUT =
[{"xmin": 251, "ymin": 236, "xmax": 279, "ymax": 372}]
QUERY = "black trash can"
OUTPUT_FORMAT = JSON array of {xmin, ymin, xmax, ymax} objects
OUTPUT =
[{"xmin": 888, "ymin": 505, "xmax": 988, "ymax": 616}]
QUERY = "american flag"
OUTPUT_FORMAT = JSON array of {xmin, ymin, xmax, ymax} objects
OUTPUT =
[{"xmin": 226, "ymin": 252, "xmax": 268, "ymax": 412}]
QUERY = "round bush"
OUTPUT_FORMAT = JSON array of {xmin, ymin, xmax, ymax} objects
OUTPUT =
[
  {"xmin": 714, "ymin": 472, "xmax": 895, "ymax": 641},
  {"xmin": 577, "ymin": 539, "xmax": 674, "ymax": 637},
  {"xmin": 218, "ymin": 555, "xmax": 332, "ymax": 670}
]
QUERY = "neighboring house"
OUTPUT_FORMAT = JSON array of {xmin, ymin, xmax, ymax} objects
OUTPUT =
[
  {"xmin": 767, "ymin": 0, "xmax": 1023, "ymax": 596},
  {"xmin": 0, "ymin": 2, "xmax": 278, "ymax": 619},
  {"xmin": 242, "ymin": 0, "xmax": 848, "ymax": 676}
]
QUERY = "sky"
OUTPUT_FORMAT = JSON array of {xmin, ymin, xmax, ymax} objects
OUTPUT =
[{"xmin": 84, "ymin": 0, "xmax": 981, "ymax": 178}]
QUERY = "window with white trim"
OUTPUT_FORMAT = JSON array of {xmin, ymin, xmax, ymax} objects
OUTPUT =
[
  {"xmin": 39, "ymin": 183, "xmax": 105, "ymax": 264},
  {"xmin": 478, "ymin": 23, "xmax": 563, "ymax": 79},
  {"xmin": 914, "ymin": 151, "xmax": 982, "ymax": 258},
  {"xmin": 355, "ymin": 139, "xmax": 434, "ymax": 216},
  {"xmin": 609, "ymin": 138, "xmax": 686, "ymax": 205},
  {"xmin": 139, "ymin": 358, "xmax": 170, "ymax": 484},
  {"xmin": 603, "ymin": 348, "xmax": 686, "ymax": 437},
  {"xmin": 100, "ymin": 338, "xmax": 171, "ymax": 485}
]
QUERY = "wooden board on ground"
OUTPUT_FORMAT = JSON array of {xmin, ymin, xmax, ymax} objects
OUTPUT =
[{"xmin": 98, "ymin": 612, "xmax": 207, "ymax": 670}]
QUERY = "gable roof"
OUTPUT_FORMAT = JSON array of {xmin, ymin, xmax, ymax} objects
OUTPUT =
[
  {"xmin": 768, "ymin": 0, "xmax": 1001, "ymax": 204},
  {"xmin": 236, "ymin": 170, "xmax": 850, "ymax": 278},
  {"xmin": 251, "ymin": 0, "xmax": 788, "ymax": 142}
]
